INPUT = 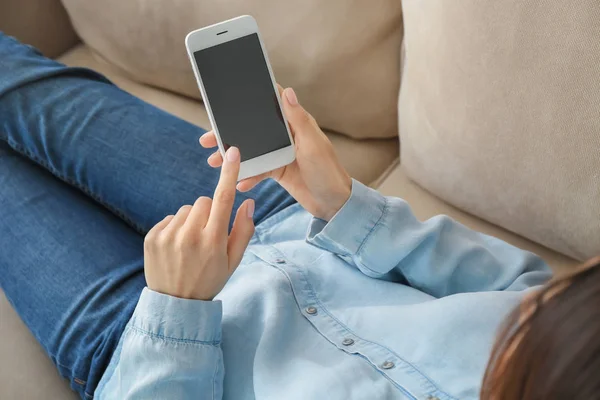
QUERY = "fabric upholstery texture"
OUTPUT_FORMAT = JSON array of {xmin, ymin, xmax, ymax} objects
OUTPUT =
[
  {"xmin": 0, "ymin": 291, "xmax": 78, "ymax": 399},
  {"xmin": 60, "ymin": 0, "xmax": 403, "ymax": 139},
  {"xmin": 399, "ymin": 0, "xmax": 600, "ymax": 261},
  {"xmin": 0, "ymin": 0, "xmax": 78, "ymax": 58}
]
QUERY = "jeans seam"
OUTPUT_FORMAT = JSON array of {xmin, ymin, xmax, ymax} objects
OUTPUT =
[
  {"xmin": 3, "ymin": 137, "xmax": 146, "ymax": 235},
  {"xmin": 49, "ymin": 355, "xmax": 91, "ymax": 397}
]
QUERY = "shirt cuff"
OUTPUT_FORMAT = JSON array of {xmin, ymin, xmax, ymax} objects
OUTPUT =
[
  {"xmin": 129, "ymin": 287, "xmax": 223, "ymax": 344},
  {"xmin": 307, "ymin": 179, "xmax": 387, "ymax": 255}
]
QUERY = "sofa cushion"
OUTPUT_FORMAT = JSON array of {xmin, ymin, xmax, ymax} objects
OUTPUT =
[
  {"xmin": 0, "ymin": 0, "xmax": 78, "ymax": 58},
  {"xmin": 377, "ymin": 164, "xmax": 579, "ymax": 272},
  {"xmin": 399, "ymin": 0, "xmax": 600, "ymax": 261},
  {"xmin": 0, "ymin": 290, "xmax": 78, "ymax": 399},
  {"xmin": 59, "ymin": 0, "xmax": 403, "ymax": 140},
  {"xmin": 58, "ymin": 45, "xmax": 399, "ymax": 185}
]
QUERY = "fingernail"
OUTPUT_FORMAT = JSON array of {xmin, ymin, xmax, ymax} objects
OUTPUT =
[
  {"xmin": 246, "ymin": 200, "xmax": 255, "ymax": 218},
  {"xmin": 226, "ymin": 147, "xmax": 240, "ymax": 162},
  {"xmin": 285, "ymin": 88, "xmax": 298, "ymax": 106}
]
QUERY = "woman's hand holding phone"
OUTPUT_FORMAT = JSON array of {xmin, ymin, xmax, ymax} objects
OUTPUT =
[
  {"xmin": 200, "ymin": 86, "xmax": 352, "ymax": 221},
  {"xmin": 143, "ymin": 147, "xmax": 255, "ymax": 300}
]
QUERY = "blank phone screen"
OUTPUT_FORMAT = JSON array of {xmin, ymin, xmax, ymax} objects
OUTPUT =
[{"xmin": 194, "ymin": 33, "xmax": 291, "ymax": 162}]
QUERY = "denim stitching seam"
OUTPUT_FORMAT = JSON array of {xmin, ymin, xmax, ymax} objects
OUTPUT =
[{"xmin": 4, "ymin": 138, "xmax": 145, "ymax": 234}]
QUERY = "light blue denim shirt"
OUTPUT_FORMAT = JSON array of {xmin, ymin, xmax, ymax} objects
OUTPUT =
[{"xmin": 96, "ymin": 180, "xmax": 550, "ymax": 400}]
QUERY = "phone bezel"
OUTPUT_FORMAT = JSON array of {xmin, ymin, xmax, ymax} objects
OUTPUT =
[{"xmin": 185, "ymin": 15, "xmax": 295, "ymax": 180}]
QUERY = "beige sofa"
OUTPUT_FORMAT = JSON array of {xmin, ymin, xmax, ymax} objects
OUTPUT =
[{"xmin": 1, "ymin": 0, "xmax": 590, "ymax": 398}]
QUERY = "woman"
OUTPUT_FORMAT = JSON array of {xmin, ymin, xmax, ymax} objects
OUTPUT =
[{"xmin": 0, "ymin": 33, "xmax": 598, "ymax": 400}]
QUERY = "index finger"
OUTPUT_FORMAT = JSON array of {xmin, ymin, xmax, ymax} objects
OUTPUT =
[{"xmin": 207, "ymin": 146, "xmax": 241, "ymax": 234}]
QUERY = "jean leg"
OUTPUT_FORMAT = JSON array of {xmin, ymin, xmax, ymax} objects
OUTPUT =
[
  {"xmin": 0, "ymin": 141, "xmax": 145, "ymax": 399},
  {"xmin": 0, "ymin": 33, "xmax": 295, "ymax": 235}
]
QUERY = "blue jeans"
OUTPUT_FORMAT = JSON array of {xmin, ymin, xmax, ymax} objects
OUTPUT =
[{"xmin": 0, "ymin": 33, "xmax": 295, "ymax": 399}]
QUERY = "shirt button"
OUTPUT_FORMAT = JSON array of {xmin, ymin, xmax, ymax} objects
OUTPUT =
[
  {"xmin": 381, "ymin": 361, "xmax": 395, "ymax": 370},
  {"xmin": 306, "ymin": 306, "xmax": 318, "ymax": 315},
  {"xmin": 342, "ymin": 338, "xmax": 355, "ymax": 346},
  {"xmin": 274, "ymin": 258, "xmax": 286, "ymax": 264}
]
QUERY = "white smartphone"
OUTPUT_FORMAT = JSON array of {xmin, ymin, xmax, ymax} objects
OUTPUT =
[{"xmin": 185, "ymin": 15, "xmax": 295, "ymax": 180}]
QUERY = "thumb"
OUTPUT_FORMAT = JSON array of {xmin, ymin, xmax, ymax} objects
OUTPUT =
[
  {"xmin": 282, "ymin": 88, "xmax": 317, "ymax": 138},
  {"xmin": 227, "ymin": 199, "xmax": 255, "ymax": 270}
]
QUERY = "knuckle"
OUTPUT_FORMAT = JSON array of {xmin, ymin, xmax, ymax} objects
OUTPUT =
[
  {"xmin": 206, "ymin": 227, "xmax": 225, "ymax": 244},
  {"xmin": 155, "ymin": 232, "xmax": 171, "ymax": 248},
  {"xmin": 215, "ymin": 189, "xmax": 235, "ymax": 204},
  {"xmin": 298, "ymin": 109, "xmax": 312, "ymax": 126},
  {"xmin": 194, "ymin": 196, "xmax": 212, "ymax": 208},
  {"xmin": 178, "ymin": 205, "xmax": 193, "ymax": 214},
  {"xmin": 181, "ymin": 228, "xmax": 200, "ymax": 246},
  {"xmin": 173, "ymin": 233, "xmax": 188, "ymax": 251},
  {"xmin": 143, "ymin": 233, "xmax": 155, "ymax": 249}
]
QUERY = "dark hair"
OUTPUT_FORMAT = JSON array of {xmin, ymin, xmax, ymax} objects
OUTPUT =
[{"xmin": 481, "ymin": 257, "xmax": 600, "ymax": 400}]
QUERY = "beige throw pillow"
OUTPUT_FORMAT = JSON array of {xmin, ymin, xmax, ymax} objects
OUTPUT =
[
  {"xmin": 399, "ymin": 0, "xmax": 600, "ymax": 261},
  {"xmin": 60, "ymin": 0, "xmax": 403, "ymax": 139}
]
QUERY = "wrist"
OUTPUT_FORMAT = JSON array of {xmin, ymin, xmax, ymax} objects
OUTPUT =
[{"xmin": 321, "ymin": 177, "xmax": 352, "ymax": 221}]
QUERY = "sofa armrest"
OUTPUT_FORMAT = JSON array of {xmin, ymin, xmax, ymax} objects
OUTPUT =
[{"xmin": 0, "ymin": 0, "xmax": 78, "ymax": 58}]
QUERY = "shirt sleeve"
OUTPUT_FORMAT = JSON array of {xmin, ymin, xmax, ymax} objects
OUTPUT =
[
  {"xmin": 306, "ymin": 179, "xmax": 551, "ymax": 298},
  {"xmin": 96, "ymin": 288, "xmax": 224, "ymax": 399}
]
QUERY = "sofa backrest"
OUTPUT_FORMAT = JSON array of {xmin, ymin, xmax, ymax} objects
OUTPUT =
[
  {"xmin": 0, "ymin": 0, "xmax": 78, "ymax": 58},
  {"xmin": 60, "ymin": 0, "xmax": 403, "ymax": 140},
  {"xmin": 399, "ymin": 0, "xmax": 600, "ymax": 261}
]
